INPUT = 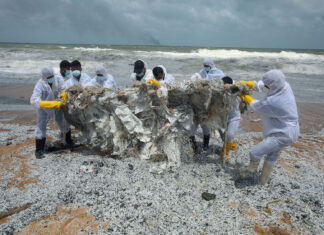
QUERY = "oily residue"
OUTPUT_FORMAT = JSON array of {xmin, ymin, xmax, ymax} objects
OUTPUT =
[
  {"xmin": 0, "ymin": 138, "xmax": 38, "ymax": 190},
  {"xmin": 16, "ymin": 205, "xmax": 109, "ymax": 235},
  {"xmin": 253, "ymin": 224, "xmax": 295, "ymax": 235}
]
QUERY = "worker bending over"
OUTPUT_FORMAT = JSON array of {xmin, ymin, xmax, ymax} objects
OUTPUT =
[{"xmin": 239, "ymin": 70, "xmax": 299, "ymax": 186}]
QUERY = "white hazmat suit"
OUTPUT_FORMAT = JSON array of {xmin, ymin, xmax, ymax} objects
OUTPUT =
[
  {"xmin": 65, "ymin": 72, "xmax": 92, "ymax": 89},
  {"xmin": 130, "ymin": 60, "xmax": 153, "ymax": 82},
  {"xmin": 191, "ymin": 58, "xmax": 225, "ymax": 151},
  {"xmin": 155, "ymin": 65, "xmax": 175, "ymax": 85},
  {"xmin": 239, "ymin": 69, "xmax": 299, "ymax": 185},
  {"xmin": 249, "ymin": 70, "xmax": 299, "ymax": 165},
  {"xmin": 89, "ymin": 65, "xmax": 116, "ymax": 88},
  {"xmin": 30, "ymin": 67, "xmax": 69, "ymax": 139},
  {"xmin": 199, "ymin": 57, "xmax": 225, "ymax": 80}
]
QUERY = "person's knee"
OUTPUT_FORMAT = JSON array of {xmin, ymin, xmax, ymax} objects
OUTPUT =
[
  {"xmin": 250, "ymin": 148, "xmax": 261, "ymax": 162},
  {"xmin": 265, "ymin": 151, "xmax": 281, "ymax": 166},
  {"xmin": 264, "ymin": 158, "xmax": 277, "ymax": 166}
]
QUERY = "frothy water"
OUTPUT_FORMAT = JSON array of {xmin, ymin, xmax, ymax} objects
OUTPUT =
[{"xmin": 0, "ymin": 43, "xmax": 323, "ymax": 103}]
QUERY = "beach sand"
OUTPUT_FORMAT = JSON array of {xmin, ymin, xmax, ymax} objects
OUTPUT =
[{"xmin": 0, "ymin": 102, "xmax": 323, "ymax": 234}]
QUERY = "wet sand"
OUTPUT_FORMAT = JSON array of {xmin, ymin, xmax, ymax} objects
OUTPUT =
[
  {"xmin": 240, "ymin": 102, "xmax": 324, "ymax": 135},
  {"xmin": 0, "ymin": 84, "xmax": 34, "ymax": 100}
]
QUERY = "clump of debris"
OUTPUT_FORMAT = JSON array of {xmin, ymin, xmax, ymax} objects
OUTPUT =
[{"xmin": 63, "ymin": 79, "xmax": 248, "ymax": 166}]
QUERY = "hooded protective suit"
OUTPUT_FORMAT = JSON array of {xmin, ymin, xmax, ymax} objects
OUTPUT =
[
  {"xmin": 199, "ymin": 57, "xmax": 225, "ymax": 80},
  {"xmin": 156, "ymin": 65, "xmax": 175, "ymax": 85},
  {"xmin": 64, "ymin": 71, "xmax": 92, "ymax": 89},
  {"xmin": 130, "ymin": 60, "xmax": 153, "ymax": 82},
  {"xmin": 249, "ymin": 70, "xmax": 299, "ymax": 165},
  {"xmin": 194, "ymin": 58, "xmax": 225, "ymax": 138},
  {"xmin": 89, "ymin": 65, "xmax": 116, "ymax": 88},
  {"xmin": 30, "ymin": 67, "xmax": 69, "ymax": 139}
]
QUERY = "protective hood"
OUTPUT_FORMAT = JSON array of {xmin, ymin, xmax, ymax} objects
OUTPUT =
[
  {"xmin": 41, "ymin": 66, "xmax": 54, "ymax": 80},
  {"xmin": 134, "ymin": 59, "xmax": 150, "ymax": 77},
  {"xmin": 96, "ymin": 65, "xmax": 108, "ymax": 80},
  {"xmin": 134, "ymin": 59, "xmax": 149, "ymax": 70},
  {"xmin": 262, "ymin": 70, "xmax": 286, "ymax": 96},
  {"xmin": 158, "ymin": 65, "xmax": 168, "ymax": 75},
  {"xmin": 202, "ymin": 57, "xmax": 216, "ymax": 70},
  {"xmin": 140, "ymin": 59, "xmax": 148, "ymax": 68}
]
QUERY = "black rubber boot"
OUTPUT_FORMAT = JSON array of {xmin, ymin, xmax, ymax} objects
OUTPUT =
[
  {"xmin": 35, "ymin": 138, "xmax": 45, "ymax": 159},
  {"xmin": 190, "ymin": 136, "xmax": 198, "ymax": 154},
  {"xmin": 65, "ymin": 130, "xmax": 74, "ymax": 152},
  {"xmin": 203, "ymin": 134, "xmax": 210, "ymax": 151}
]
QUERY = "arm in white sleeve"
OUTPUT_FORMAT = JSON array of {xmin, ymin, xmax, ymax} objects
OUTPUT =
[
  {"xmin": 217, "ymin": 69, "xmax": 225, "ymax": 78},
  {"xmin": 57, "ymin": 76, "xmax": 66, "ymax": 93},
  {"xmin": 30, "ymin": 82, "xmax": 42, "ymax": 108},
  {"xmin": 110, "ymin": 75, "xmax": 116, "ymax": 87},
  {"xmin": 250, "ymin": 99, "xmax": 275, "ymax": 117}
]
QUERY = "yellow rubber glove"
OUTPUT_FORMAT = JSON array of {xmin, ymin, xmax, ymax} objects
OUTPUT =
[
  {"xmin": 239, "ymin": 94, "xmax": 254, "ymax": 105},
  {"xmin": 40, "ymin": 101, "xmax": 65, "ymax": 109},
  {"xmin": 231, "ymin": 140, "xmax": 237, "ymax": 150},
  {"xmin": 60, "ymin": 91, "xmax": 67, "ymax": 101},
  {"xmin": 220, "ymin": 142, "xmax": 232, "ymax": 163},
  {"xmin": 239, "ymin": 80, "xmax": 254, "ymax": 89},
  {"xmin": 147, "ymin": 79, "xmax": 161, "ymax": 88}
]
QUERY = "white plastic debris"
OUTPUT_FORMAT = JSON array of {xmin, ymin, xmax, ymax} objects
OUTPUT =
[{"xmin": 63, "ymin": 80, "xmax": 248, "ymax": 167}]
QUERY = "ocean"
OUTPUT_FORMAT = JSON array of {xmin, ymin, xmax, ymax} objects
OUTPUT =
[{"xmin": 0, "ymin": 43, "xmax": 324, "ymax": 109}]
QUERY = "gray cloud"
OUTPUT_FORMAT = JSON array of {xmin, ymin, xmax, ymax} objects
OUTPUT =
[
  {"xmin": 0, "ymin": 0, "xmax": 160, "ymax": 45},
  {"xmin": 0, "ymin": 0, "xmax": 323, "ymax": 48}
]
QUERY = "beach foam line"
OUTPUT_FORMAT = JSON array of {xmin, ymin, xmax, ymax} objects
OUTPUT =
[
  {"xmin": 66, "ymin": 46, "xmax": 324, "ymax": 62},
  {"xmin": 73, "ymin": 46, "xmax": 116, "ymax": 52},
  {"xmin": 127, "ymin": 48, "xmax": 324, "ymax": 62},
  {"xmin": 194, "ymin": 49, "xmax": 324, "ymax": 60}
]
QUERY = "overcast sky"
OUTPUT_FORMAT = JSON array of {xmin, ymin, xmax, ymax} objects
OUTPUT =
[{"xmin": 0, "ymin": 0, "xmax": 323, "ymax": 49}]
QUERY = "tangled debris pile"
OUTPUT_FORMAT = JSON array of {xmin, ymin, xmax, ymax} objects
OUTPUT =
[{"xmin": 63, "ymin": 79, "xmax": 248, "ymax": 166}]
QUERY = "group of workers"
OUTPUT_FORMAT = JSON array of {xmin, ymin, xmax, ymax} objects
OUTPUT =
[{"xmin": 30, "ymin": 57, "xmax": 299, "ymax": 186}]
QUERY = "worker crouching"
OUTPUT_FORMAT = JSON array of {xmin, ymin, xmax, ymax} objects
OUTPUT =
[{"xmin": 239, "ymin": 70, "xmax": 299, "ymax": 186}]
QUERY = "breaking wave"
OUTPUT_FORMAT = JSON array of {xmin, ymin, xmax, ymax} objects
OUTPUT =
[
  {"xmin": 73, "ymin": 47, "xmax": 116, "ymax": 52},
  {"xmin": 138, "ymin": 48, "xmax": 324, "ymax": 62}
]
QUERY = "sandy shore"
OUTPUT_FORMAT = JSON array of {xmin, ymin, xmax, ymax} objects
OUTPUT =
[
  {"xmin": 0, "ymin": 84, "xmax": 34, "ymax": 101},
  {"xmin": 0, "ymin": 102, "xmax": 323, "ymax": 234}
]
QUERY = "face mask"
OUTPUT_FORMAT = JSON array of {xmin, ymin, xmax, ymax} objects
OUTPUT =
[
  {"xmin": 136, "ymin": 72, "xmax": 144, "ymax": 78},
  {"xmin": 47, "ymin": 77, "xmax": 54, "ymax": 84},
  {"xmin": 72, "ymin": 70, "xmax": 81, "ymax": 78},
  {"xmin": 136, "ymin": 72, "xmax": 145, "ymax": 81},
  {"xmin": 204, "ymin": 67, "xmax": 211, "ymax": 73},
  {"xmin": 97, "ymin": 75, "xmax": 105, "ymax": 82},
  {"xmin": 65, "ymin": 70, "xmax": 71, "ymax": 77}
]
